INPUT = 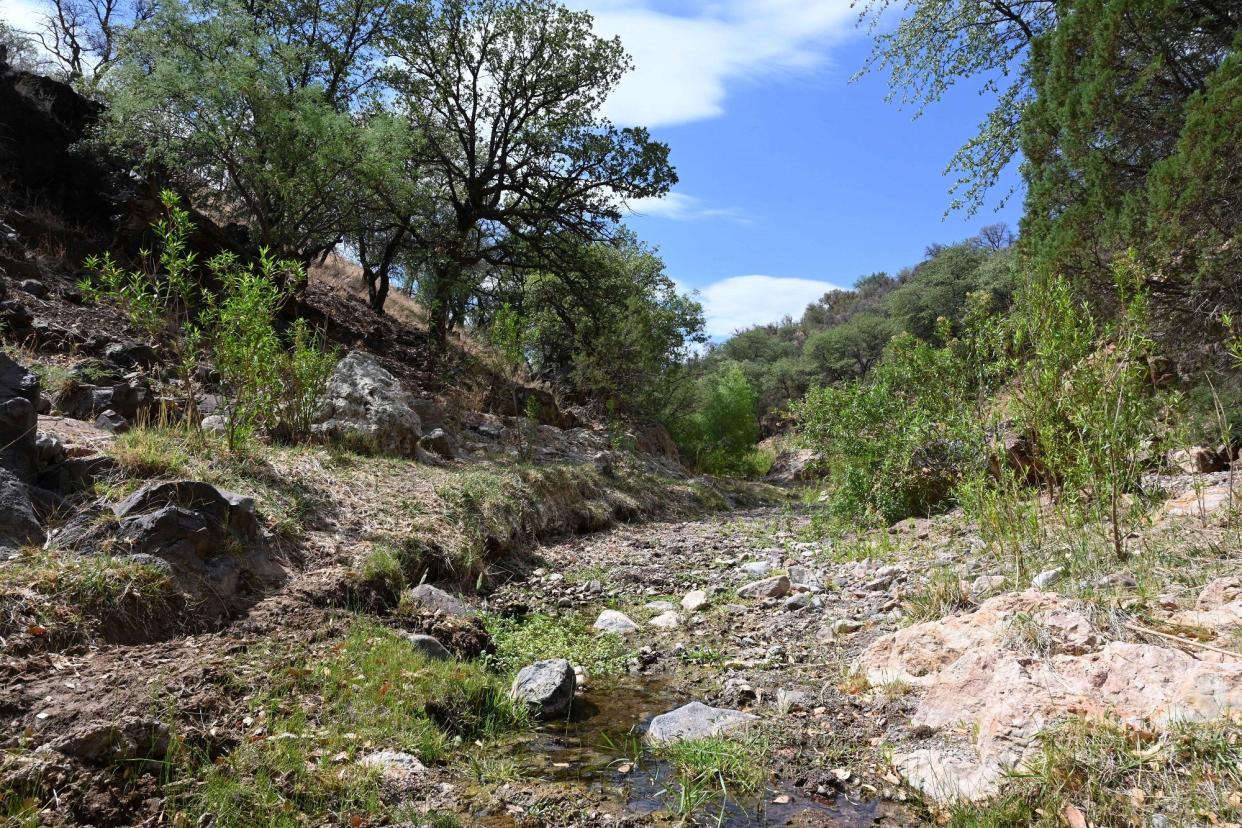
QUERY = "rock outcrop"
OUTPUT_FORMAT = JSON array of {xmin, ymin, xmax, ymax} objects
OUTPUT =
[{"xmin": 857, "ymin": 590, "xmax": 1242, "ymax": 803}]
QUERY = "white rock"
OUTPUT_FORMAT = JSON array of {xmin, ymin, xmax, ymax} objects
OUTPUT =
[
  {"xmin": 312, "ymin": 350, "xmax": 422, "ymax": 456},
  {"xmin": 593, "ymin": 609, "xmax": 640, "ymax": 635},
  {"xmin": 1031, "ymin": 568, "xmax": 1063, "ymax": 590},
  {"xmin": 738, "ymin": 575, "xmax": 791, "ymax": 599},
  {"xmin": 649, "ymin": 611, "xmax": 682, "ymax": 630},
  {"xmin": 646, "ymin": 701, "xmax": 757, "ymax": 743},
  {"xmin": 681, "ymin": 589, "xmax": 709, "ymax": 612}
]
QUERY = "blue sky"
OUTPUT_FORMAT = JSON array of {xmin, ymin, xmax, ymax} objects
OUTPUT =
[
  {"xmin": 575, "ymin": 0, "xmax": 1024, "ymax": 337},
  {"xmin": 3, "ymin": 0, "xmax": 1024, "ymax": 339}
]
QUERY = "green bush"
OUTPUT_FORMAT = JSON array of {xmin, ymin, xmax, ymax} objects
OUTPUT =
[{"xmin": 673, "ymin": 363, "xmax": 762, "ymax": 476}]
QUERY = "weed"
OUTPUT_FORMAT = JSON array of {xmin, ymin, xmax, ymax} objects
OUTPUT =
[
  {"xmin": 902, "ymin": 567, "xmax": 973, "ymax": 623},
  {"xmin": 485, "ymin": 612, "xmax": 633, "ymax": 677}
]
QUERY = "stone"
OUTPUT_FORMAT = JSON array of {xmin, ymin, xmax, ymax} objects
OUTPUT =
[
  {"xmin": 832, "ymin": 618, "xmax": 862, "ymax": 635},
  {"xmin": 681, "ymin": 589, "xmax": 709, "ymax": 612},
  {"xmin": 737, "ymin": 575, "xmax": 791, "ymax": 600},
  {"xmin": 510, "ymin": 659, "xmax": 576, "ymax": 719},
  {"xmin": 785, "ymin": 592, "xmax": 813, "ymax": 611},
  {"xmin": 405, "ymin": 633, "xmax": 452, "ymax": 661},
  {"xmin": 970, "ymin": 575, "xmax": 1007, "ymax": 597},
  {"xmin": 200, "ymin": 414, "xmax": 227, "ymax": 435},
  {"xmin": 34, "ymin": 431, "xmax": 64, "ymax": 465},
  {"xmin": 1168, "ymin": 446, "xmax": 1228, "ymax": 474},
  {"xmin": 739, "ymin": 560, "xmax": 773, "ymax": 577},
  {"xmin": 645, "ymin": 600, "xmax": 677, "ymax": 612},
  {"xmin": 94, "ymin": 409, "xmax": 128, "ymax": 433},
  {"xmin": 1170, "ymin": 577, "xmax": 1242, "ymax": 634},
  {"xmin": 1162, "ymin": 481, "xmax": 1238, "ymax": 518},
  {"xmin": 645, "ymin": 701, "xmax": 757, "ymax": 743},
  {"xmin": 1031, "ymin": 568, "xmax": 1063, "ymax": 590},
  {"xmin": 0, "ymin": 466, "xmax": 43, "ymax": 551},
  {"xmin": 18, "ymin": 279, "xmax": 47, "ymax": 298},
  {"xmin": 775, "ymin": 688, "xmax": 809, "ymax": 713},
  {"xmin": 0, "ymin": 351, "xmax": 39, "ymax": 479},
  {"xmin": 418, "ymin": 427, "xmax": 457, "ymax": 459},
  {"xmin": 649, "ymin": 611, "xmax": 682, "ymax": 630},
  {"xmin": 358, "ymin": 750, "xmax": 426, "ymax": 796},
  {"xmin": 57, "ymin": 380, "xmax": 152, "ymax": 422},
  {"xmin": 594, "ymin": 609, "xmax": 640, "ymax": 635},
  {"xmin": 54, "ymin": 480, "xmax": 279, "ymax": 616},
  {"xmin": 313, "ymin": 351, "xmax": 422, "ymax": 455},
  {"xmin": 404, "ymin": 584, "xmax": 472, "ymax": 617},
  {"xmin": 49, "ymin": 717, "xmax": 170, "ymax": 763},
  {"xmin": 763, "ymin": 448, "xmax": 826, "ymax": 485}
]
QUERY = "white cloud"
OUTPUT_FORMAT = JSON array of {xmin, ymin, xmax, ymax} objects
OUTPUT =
[
  {"xmin": 1, "ymin": 0, "xmax": 45, "ymax": 32},
  {"xmin": 696, "ymin": 274, "xmax": 843, "ymax": 338},
  {"xmin": 576, "ymin": 0, "xmax": 858, "ymax": 127},
  {"xmin": 626, "ymin": 192, "xmax": 748, "ymax": 223}
]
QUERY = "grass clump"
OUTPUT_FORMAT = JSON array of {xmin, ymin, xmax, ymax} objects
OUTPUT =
[
  {"xmin": 903, "ymin": 567, "xmax": 973, "ymax": 623},
  {"xmin": 940, "ymin": 718, "xmax": 1242, "ymax": 828},
  {"xmin": 484, "ymin": 612, "xmax": 633, "ymax": 677},
  {"xmin": 172, "ymin": 620, "xmax": 527, "ymax": 828},
  {"xmin": 109, "ymin": 426, "xmax": 201, "ymax": 477},
  {"xmin": 656, "ymin": 736, "xmax": 769, "ymax": 820}
]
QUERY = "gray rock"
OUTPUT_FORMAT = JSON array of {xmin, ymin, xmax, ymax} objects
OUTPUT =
[
  {"xmin": 681, "ymin": 589, "xmax": 709, "ymax": 612},
  {"xmin": 594, "ymin": 609, "xmax": 640, "ymax": 635},
  {"xmin": 645, "ymin": 600, "xmax": 677, "ymax": 613},
  {"xmin": 18, "ymin": 279, "xmax": 48, "ymax": 298},
  {"xmin": 1032, "ymin": 568, "xmax": 1063, "ymax": 590},
  {"xmin": 0, "ymin": 351, "xmax": 39, "ymax": 479},
  {"xmin": 775, "ymin": 688, "xmax": 809, "ymax": 713},
  {"xmin": 405, "ymin": 633, "xmax": 452, "ymax": 661},
  {"xmin": 645, "ymin": 701, "xmax": 757, "ymax": 743},
  {"xmin": 418, "ymin": 428, "xmax": 457, "ymax": 459},
  {"xmin": 358, "ymin": 750, "xmax": 426, "ymax": 795},
  {"xmin": 510, "ymin": 659, "xmax": 576, "ymax": 719},
  {"xmin": 34, "ymin": 432, "xmax": 63, "ymax": 465},
  {"xmin": 0, "ymin": 467, "xmax": 43, "ymax": 551},
  {"xmin": 313, "ymin": 351, "xmax": 422, "ymax": 455},
  {"xmin": 785, "ymin": 591, "xmax": 813, "ymax": 611},
  {"xmin": 832, "ymin": 618, "xmax": 863, "ymax": 635},
  {"xmin": 737, "ymin": 575, "xmax": 791, "ymax": 599},
  {"xmin": 971, "ymin": 575, "xmax": 1007, "ymax": 597},
  {"xmin": 201, "ymin": 414, "xmax": 227, "ymax": 435},
  {"xmin": 94, "ymin": 409, "xmax": 129, "ymax": 433},
  {"xmin": 404, "ymin": 584, "xmax": 472, "ymax": 617}
]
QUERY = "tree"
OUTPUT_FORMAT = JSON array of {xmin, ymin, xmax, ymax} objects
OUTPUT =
[
  {"xmin": 383, "ymin": 0, "xmax": 676, "ymax": 343},
  {"xmin": 1021, "ymin": 0, "xmax": 1241, "ymax": 353},
  {"xmin": 805, "ymin": 313, "xmax": 898, "ymax": 378},
  {"xmin": 854, "ymin": 0, "xmax": 1056, "ymax": 212},
  {"xmin": 675, "ymin": 363, "xmax": 761, "ymax": 474},
  {"xmin": 102, "ymin": 0, "xmax": 397, "ymax": 264},
  {"xmin": 29, "ymin": 0, "xmax": 153, "ymax": 84},
  {"xmin": 0, "ymin": 20, "xmax": 46, "ymax": 73},
  {"xmin": 974, "ymin": 222, "xmax": 1015, "ymax": 251}
]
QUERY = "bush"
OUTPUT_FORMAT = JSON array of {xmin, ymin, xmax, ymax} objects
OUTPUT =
[
  {"xmin": 674, "ymin": 363, "xmax": 762, "ymax": 476},
  {"xmin": 82, "ymin": 192, "xmax": 335, "ymax": 451}
]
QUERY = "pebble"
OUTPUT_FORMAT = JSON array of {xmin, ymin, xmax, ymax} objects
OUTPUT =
[{"xmin": 1032, "ymin": 568, "xmax": 1064, "ymax": 590}]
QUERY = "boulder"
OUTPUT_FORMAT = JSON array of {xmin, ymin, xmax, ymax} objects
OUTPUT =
[
  {"xmin": 313, "ymin": 351, "xmax": 422, "ymax": 455},
  {"xmin": 593, "ymin": 609, "xmax": 640, "ymax": 635},
  {"xmin": 649, "ymin": 611, "xmax": 682, "ymax": 630},
  {"xmin": 645, "ymin": 701, "xmax": 757, "ymax": 743},
  {"xmin": 358, "ymin": 750, "xmax": 426, "ymax": 797},
  {"xmin": 56, "ymin": 380, "xmax": 151, "ymax": 422},
  {"xmin": 1168, "ymin": 446, "xmax": 1229, "ymax": 474},
  {"xmin": 418, "ymin": 428, "xmax": 457, "ymax": 459},
  {"xmin": 0, "ymin": 351, "xmax": 39, "ymax": 479},
  {"xmin": 53, "ymin": 480, "xmax": 279, "ymax": 616},
  {"xmin": 404, "ymin": 583, "xmax": 472, "ymax": 617},
  {"xmin": 510, "ymin": 659, "xmax": 576, "ymax": 719},
  {"xmin": 763, "ymin": 448, "xmax": 825, "ymax": 485},
  {"xmin": 0, "ymin": 466, "xmax": 44, "ymax": 551},
  {"xmin": 200, "ymin": 414, "xmax": 227, "ymax": 435},
  {"xmin": 737, "ymin": 575, "xmax": 791, "ymax": 600},
  {"xmin": 405, "ymin": 633, "xmax": 452, "ymax": 661},
  {"xmin": 857, "ymin": 591, "xmax": 1242, "ymax": 803},
  {"xmin": 94, "ymin": 409, "xmax": 129, "ymax": 433}
]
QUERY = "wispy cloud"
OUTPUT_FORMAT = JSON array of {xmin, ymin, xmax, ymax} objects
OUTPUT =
[
  {"xmin": 696, "ymin": 274, "xmax": 843, "ymax": 338},
  {"xmin": 626, "ymin": 192, "xmax": 749, "ymax": 224},
  {"xmin": 576, "ymin": 0, "xmax": 858, "ymax": 127}
]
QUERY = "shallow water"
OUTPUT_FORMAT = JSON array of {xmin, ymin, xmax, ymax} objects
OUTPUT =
[{"xmin": 503, "ymin": 677, "xmax": 885, "ymax": 826}]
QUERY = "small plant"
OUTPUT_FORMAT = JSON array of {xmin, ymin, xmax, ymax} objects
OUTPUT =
[
  {"xmin": 902, "ymin": 567, "xmax": 973, "ymax": 623},
  {"xmin": 484, "ymin": 612, "xmax": 633, "ymax": 677}
]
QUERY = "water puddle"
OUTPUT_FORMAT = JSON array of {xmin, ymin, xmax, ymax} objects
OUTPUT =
[{"xmin": 500, "ymin": 677, "xmax": 887, "ymax": 826}]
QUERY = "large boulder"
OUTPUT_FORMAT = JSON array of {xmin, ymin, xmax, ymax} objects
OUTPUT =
[
  {"xmin": 856, "ymin": 590, "xmax": 1242, "ymax": 803},
  {"xmin": 764, "ymin": 448, "xmax": 825, "ymax": 486},
  {"xmin": 510, "ymin": 659, "xmax": 576, "ymax": 719},
  {"xmin": 53, "ymin": 480, "xmax": 280, "ymax": 616},
  {"xmin": 0, "ymin": 466, "xmax": 44, "ymax": 551},
  {"xmin": 54, "ymin": 380, "xmax": 152, "ymax": 422},
  {"xmin": 312, "ymin": 351, "xmax": 422, "ymax": 455}
]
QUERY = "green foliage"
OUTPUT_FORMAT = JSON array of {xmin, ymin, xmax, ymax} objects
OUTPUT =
[
  {"xmin": 484, "ymin": 612, "xmax": 633, "ymax": 677},
  {"xmin": 797, "ymin": 327, "xmax": 979, "ymax": 525},
  {"xmin": 81, "ymin": 193, "xmax": 335, "ymax": 451},
  {"xmin": 673, "ymin": 363, "xmax": 762, "ymax": 475},
  {"xmin": 174, "ymin": 621, "xmax": 527, "ymax": 827}
]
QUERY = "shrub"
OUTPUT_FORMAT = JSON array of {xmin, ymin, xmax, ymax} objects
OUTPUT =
[{"xmin": 674, "ymin": 363, "xmax": 762, "ymax": 476}]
